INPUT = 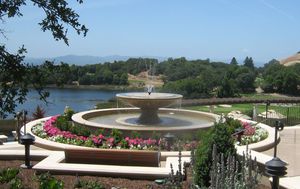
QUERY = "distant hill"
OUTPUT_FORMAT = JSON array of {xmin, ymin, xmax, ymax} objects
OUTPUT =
[
  {"xmin": 25, "ymin": 55, "xmax": 168, "ymax": 65},
  {"xmin": 280, "ymin": 52, "xmax": 300, "ymax": 66}
]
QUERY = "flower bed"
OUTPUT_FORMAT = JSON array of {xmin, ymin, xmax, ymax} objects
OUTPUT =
[
  {"xmin": 32, "ymin": 115, "xmax": 268, "ymax": 150},
  {"xmin": 32, "ymin": 116, "xmax": 160, "ymax": 150},
  {"xmin": 238, "ymin": 121, "xmax": 268, "ymax": 145}
]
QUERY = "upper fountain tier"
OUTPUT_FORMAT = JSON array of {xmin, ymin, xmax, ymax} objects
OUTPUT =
[
  {"xmin": 116, "ymin": 92, "xmax": 183, "ymax": 124},
  {"xmin": 116, "ymin": 92, "xmax": 183, "ymax": 109}
]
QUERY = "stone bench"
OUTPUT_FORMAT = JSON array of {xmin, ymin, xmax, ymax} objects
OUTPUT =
[{"xmin": 64, "ymin": 148, "xmax": 161, "ymax": 167}]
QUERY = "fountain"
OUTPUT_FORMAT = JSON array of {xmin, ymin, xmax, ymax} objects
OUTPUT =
[
  {"xmin": 72, "ymin": 90, "xmax": 218, "ymax": 136},
  {"xmin": 116, "ymin": 92, "xmax": 182, "ymax": 124}
]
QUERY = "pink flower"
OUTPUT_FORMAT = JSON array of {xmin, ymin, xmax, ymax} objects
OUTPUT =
[
  {"xmin": 98, "ymin": 134, "xmax": 105, "ymax": 140},
  {"xmin": 241, "ymin": 121, "xmax": 256, "ymax": 135}
]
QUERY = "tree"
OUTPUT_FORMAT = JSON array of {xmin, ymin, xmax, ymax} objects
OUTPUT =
[
  {"xmin": 230, "ymin": 57, "xmax": 238, "ymax": 65},
  {"xmin": 217, "ymin": 74, "xmax": 238, "ymax": 98},
  {"xmin": 0, "ymin": 0, "xmax": 88, "ymax": 118},
  {"xmin": 236, "ymin": 72, "xmax": 256, "ymax": 93},
  {"xmin": 243, "ymin": 56, "xmax": 255, "ymax": 70},
  {"xmin": 119, "ymin": 73, "xmax": 128, "ymax": 85}
]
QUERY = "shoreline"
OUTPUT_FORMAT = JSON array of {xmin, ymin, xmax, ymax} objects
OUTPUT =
[{"xmin": 42, "ymin": 84, "xmax": 146, "ymax": 91}]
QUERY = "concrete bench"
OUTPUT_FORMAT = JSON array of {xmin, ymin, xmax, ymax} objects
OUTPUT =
[{"xmin": 64, "ymin": 148, "xmax": 161, "ymax": 167}]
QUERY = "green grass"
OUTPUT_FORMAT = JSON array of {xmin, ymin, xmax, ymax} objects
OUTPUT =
[
  {"xmin": 240, "ymin": 93, "xmax": 277, "ymax": 99},
  {"xmin": 184, "ymin": 103, "xmax": 300, "ymax": 126},
  {"xmin": 184, "ymin": 104, "xmax": 300, "ymax": 116}
]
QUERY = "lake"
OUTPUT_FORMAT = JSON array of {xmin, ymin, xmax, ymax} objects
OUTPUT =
[{"xmin": 11, "ymin": 88, "xmax": 121, "ymax": 118}]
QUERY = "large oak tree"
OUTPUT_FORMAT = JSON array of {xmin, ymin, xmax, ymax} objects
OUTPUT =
[{"xmin": 0, "ymin": 0, "xmax": 88, "ymax": 118}]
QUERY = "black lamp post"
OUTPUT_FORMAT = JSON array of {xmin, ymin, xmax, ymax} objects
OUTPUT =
[
  {"xmin": 265, "ymin": 100, "xmax": 270, "ymax": 122},
  {"xmin": 265, "ymin": 120, "xmax": 287, "ymax": 189},
  {"xmin": 164, "ymin": 133, "xmax": 175, "ymax": 151},
  {"xmin": 19, "ymin": 110, "xmax": 35, "ymax": 169},
  {"xmin": 20, "ymin": 133, "xmax": 35, "ymax": 169}
]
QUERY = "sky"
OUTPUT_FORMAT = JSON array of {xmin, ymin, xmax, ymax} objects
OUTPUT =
[{"xmin": 2, "ymin": 0, "xmax": 300, "ymax": 64}]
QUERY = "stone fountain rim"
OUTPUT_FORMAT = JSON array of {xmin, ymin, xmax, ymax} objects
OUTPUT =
[
  {"xmin": 72, "ymin": 108, "xmax": 218, "ymax": 131},
  {"xmin": 116, "ymin": 92, "xmax": 183, "ymax": 100}
]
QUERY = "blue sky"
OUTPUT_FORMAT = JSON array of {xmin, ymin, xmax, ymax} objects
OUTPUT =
[{"xmin": 2, "ymin": 0, "xmax": 300, "ymax": 64}]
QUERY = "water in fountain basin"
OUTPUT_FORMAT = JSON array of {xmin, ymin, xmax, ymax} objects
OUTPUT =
[{"xmin": 88, "ymin": 111, "xmax": 211, "ymax": 127}]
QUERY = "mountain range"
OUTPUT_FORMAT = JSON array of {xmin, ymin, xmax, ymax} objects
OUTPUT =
[
  {"xmin": 24, "ymin": 54, "xmax": 267, "ymax": 67},
  {"xmin": 25, "ymin": 55, "xmax": 168, "ymax": 65}
]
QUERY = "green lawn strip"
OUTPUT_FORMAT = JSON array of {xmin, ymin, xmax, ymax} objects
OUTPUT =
[{"xmin": 184, "ymin": 104, "xmax": 300, "ymax": 117}]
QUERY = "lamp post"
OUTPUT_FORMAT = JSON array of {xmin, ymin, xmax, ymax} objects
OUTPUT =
[
  {"xmin": 20, "ymin": 133, "xmax": 35, "ymax": 169},
  {"xmin": 265, "ymin": 120, "xmax": 287, "ymax": 189},
  {"xmin": 164, "ymin": 133, "xmax": 175, "ymax": 151},
  {"xmin": 19, "ymin": 110, "xmax": 35, "ymax": 169},
  {"xmin": 265, "ymin": 100, "xmax": 270, "ymax": 122}
]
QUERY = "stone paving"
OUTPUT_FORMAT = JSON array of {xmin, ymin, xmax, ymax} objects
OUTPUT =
[
  {"xmin": 262, "ymin": 126, "xmax": 300, "ymax": 189},
  {"xmin": 263, "ymin": 127, "xmax": 300, "ymax": 177}
]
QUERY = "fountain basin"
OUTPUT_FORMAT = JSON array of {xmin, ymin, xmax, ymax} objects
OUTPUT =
[
  {"xmin": 72, "ymin": 108, "xmax": 218, "ymax": 137},
  {"xmin": 117, "ymin": 92, "xmax": 183, "ymax": 124}
]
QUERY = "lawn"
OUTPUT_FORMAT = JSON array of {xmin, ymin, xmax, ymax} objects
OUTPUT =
[{"xmin": 184, "ymin": 103, "xmax": 300, "ymax": 126}]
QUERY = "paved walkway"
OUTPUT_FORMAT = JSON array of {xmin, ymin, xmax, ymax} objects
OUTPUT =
[
  {"xmin": 261, "ymin": 126, "xmax": 300, "ymax": 189},
  {"xmin": 263, "ymin": 126, "xmax": 300, "ymax": 177}
]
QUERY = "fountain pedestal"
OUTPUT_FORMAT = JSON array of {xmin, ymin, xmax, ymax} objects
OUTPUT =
[{"xmin": 139, "ymin": 108, "xmax": 160, "ymax": 124}]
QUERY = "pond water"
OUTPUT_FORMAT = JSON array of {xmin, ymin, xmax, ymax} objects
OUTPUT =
[{"xmin": 10, "ymin": 88, "xmax": 120, "ymax": 118}]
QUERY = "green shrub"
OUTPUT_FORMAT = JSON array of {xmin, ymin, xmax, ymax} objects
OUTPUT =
[
  {"xmin": 111, "ymin": 128, "xmax": 122, "ymax": 144},
  {"xmin": 94, "ymin": 128, "xmax": 105, "ymax": 136},
  {"xmin": 37, "ymin": 172, "xmax": 64, "ymax": 189},
  {"xmin": 84, "ymin": 139, "xmax": 95, "ymax": 147},
  {"xmin": 55, "ymin": 116, "xmax": 71, "ymax": 131},
  {"xmin": 70, "ymin": 124, "xmax": 91, "ymax": 137},
  {"xmin": 0, "ymin": 168, "xmax": 19, "ymax": 183},
  {"xmin": 194, "ymin": 121, "xmax": 236, "ymax": 187},
  {"xmin": 55, "ymin": 116, "xmax": 91, "ymax": 137},
  {"xmin": 131, "ymin": 131, "xmax": 141, "ymax": 138},
  {"xmin": 9, "ymin": 177, "xmax": 22, "ymax": 189},
  {"xmin": 74, "ymin": 179, "xmax": 105, "ymax": 189},
  {"xmin": 64, "ymin": 107, "xmax": 75, "ymax": 121},
  {"xmin": 150, "ymin": 131, "xmax": 161, "ymax": 140},
  {"xmin": 224, "ymin": 117, "xmax": 243, "ymax": 134}
]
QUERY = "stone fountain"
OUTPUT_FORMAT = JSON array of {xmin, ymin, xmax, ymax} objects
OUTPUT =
[
  {"xmin": 71, "ymin": 91, "xmax": 218, "ymax": 136},
  {"xmin": 116, "ymin": 92, "xmax": 182, "ymax": 124}
]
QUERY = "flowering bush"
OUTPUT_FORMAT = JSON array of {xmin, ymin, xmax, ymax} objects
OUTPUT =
[{"xmin": 239, "ymin": 121, "xmax": 268, "ymax": 145}]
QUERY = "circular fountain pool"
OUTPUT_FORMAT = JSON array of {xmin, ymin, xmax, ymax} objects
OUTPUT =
[
  {"xmin": 72, "ymin": 108, "xmax": 218, "ymax": 136},
  {"xmin": 72, "ymin": 92, "xmax": 218, "ymax": 136}
]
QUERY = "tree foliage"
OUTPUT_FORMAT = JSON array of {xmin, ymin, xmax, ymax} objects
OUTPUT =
[
  {"xmin": 230, "ymin": 57, "xmax": 238, "ymax": 65},
  {"xmin": 243, "ymin": 56, "xmax": 254, "ymax": 70},
  {"xmin": 261, "ymin": 60, "xmax": 300, "ymax": 95},
  {"xmin": 0, "ymin": 0, "xmax": 88, "ymax": 45},
  {"xmin": 0, "ymin": 0, "xmax": 88, "ymax": 118}
]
